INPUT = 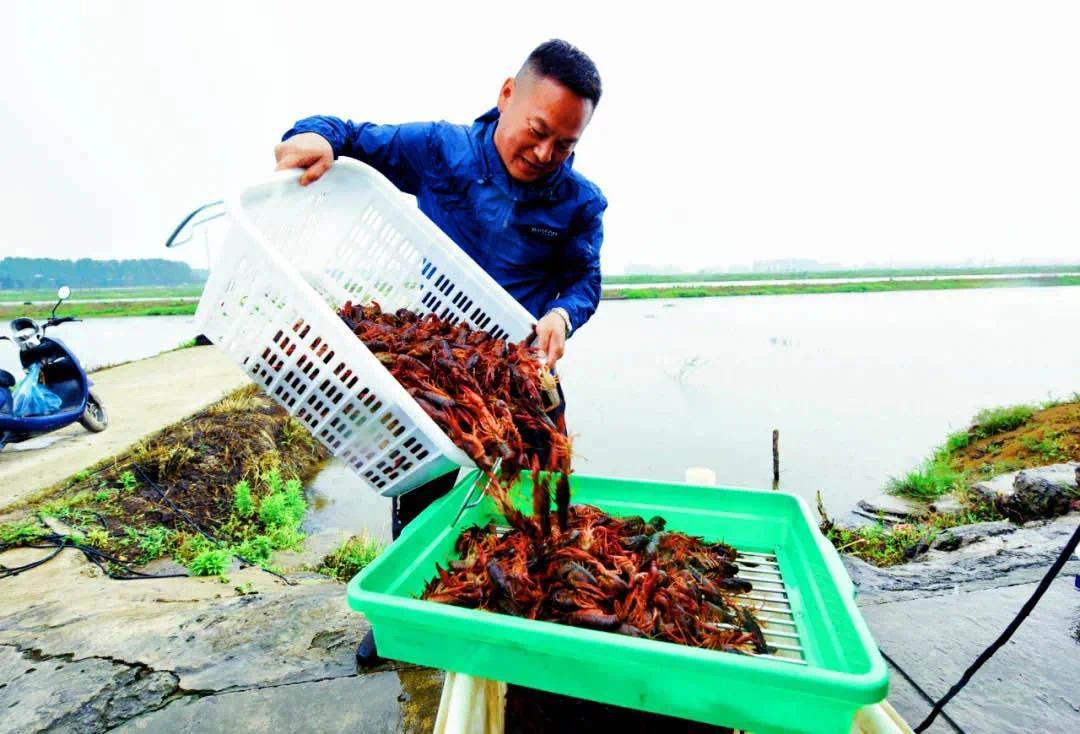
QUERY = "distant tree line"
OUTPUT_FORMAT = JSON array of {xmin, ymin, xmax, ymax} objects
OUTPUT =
[{"xmin": 0, "ymin": 258, "xmax": 205, "ymax": 289}]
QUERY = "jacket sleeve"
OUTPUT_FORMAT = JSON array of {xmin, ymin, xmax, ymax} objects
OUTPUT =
[
  {"xmin": 282, "ymin": 116, "xmax": 437, "ymax": 196},
  {"xmin": 544, "ymin": 193, "xmax": 607, "ymax": 335}
]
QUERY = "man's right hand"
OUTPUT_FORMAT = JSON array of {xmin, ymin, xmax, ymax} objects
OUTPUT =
[{"xmin": 274, "ymin": 133, "xmax": 334, "ymax": 186}]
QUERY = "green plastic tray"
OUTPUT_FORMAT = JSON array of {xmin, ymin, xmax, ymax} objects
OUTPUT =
[{"xmin": 347, "ymin": 472, "xmax": 888, "ymax": 733}]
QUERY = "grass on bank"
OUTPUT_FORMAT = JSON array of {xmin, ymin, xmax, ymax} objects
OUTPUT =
[
  {"xmin": 821, "ymin": 500, "xmax": 1001, "ymax": 567},
  {"xmin": 829, "ymin": 394, "xmax": 1080, "ymax": 567},
  {"xmin": 887, "ymin": 396, "xmax": 1080, "ymax": 501},
  {"xmin": 0, "ymin": 285, "xmax": 204, "ymax": 303},
  {"xmin": 603, "ymin": 275, "xmax": 1080, "ymax": 301},
  {"xmin": 319, "ymin": 534, "xmax": 384, "ymax": 582},
  {"xmin": 602, "ymin": 264, "xmax": 1080, "ymax": 286},
  {"xmin": 4, "ymin": 274, "xmax": 1080, "ymax": 320},
  {"xmin": 0, "ymin": 299, "xmax": 198, "ymax": 320},
  {"xmin": 0, "ymin": 384, "xmax": 328, "ymax": 578}
]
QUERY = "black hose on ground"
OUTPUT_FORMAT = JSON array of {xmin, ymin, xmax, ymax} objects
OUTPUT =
[
  {"xmin": 0, "ymin": 463, "xmax": 298, "ymax": 585},
  {"xmin": 878, "ymin": 647, "xmax": 967, "ymax": 734},
  {"xmin": 0, "ymin": 532, "xmax": 189, "ymax": 581},
  {"xmin": 910, "ymin": 520, "xmax": 1080, "ymax": 732}
]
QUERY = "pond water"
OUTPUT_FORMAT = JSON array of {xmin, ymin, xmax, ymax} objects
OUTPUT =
[{"xmin": 303, "ymin": 286, "xmax": 1080, "ymax": 536}]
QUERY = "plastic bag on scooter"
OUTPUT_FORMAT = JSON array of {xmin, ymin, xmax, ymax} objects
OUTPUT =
[{"xmin": 12, "ymin": 363, "xmax": 63, "ymax": 417}]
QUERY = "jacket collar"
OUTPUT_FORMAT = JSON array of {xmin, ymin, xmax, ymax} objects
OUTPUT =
[{"xmin": 473, "ymin": 107, "xmax": 572, "ymax": 202}]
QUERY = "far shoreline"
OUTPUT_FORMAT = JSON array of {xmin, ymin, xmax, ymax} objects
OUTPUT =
[{"xmin": 1, "ymin": 273, "xmax": 1078, "ymax": 319}]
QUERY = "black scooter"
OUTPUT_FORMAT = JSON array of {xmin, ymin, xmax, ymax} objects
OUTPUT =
[{"xmin": 0, "ymin": 287, "xmax": 108, "ymax": 450}]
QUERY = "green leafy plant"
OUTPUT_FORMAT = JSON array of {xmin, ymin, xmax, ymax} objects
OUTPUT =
[
  {"xmin": 258, "ymin": 476, "xmax": 306, "ymax": 531},
  {"xmin": 118, "ymin": 470, "xmax": 139, "ymax": 492},
  {"xmin": 0, "ymin": 520, "xmax": 44, "ymax": 546},
  {"xmin": 267, "ymin": 525, "xmax": 305, "ymax": 551},
  {"xmin": 281, "ymin": 417, "xmax": 313, "ymax": 449},
  {"xmin": 175, "ymin": 533, "xmax": 217, "ymax": 565},
  {"xmin": 944, "ymin": 431, "xmax": 971, "ymax": 454},
  {"xmin": 134, "ymin": 526, "xmax": 174, "ymax": 562},
  {"xmin": 1020, "ymin": 432, "xmax": 1064, "ymax": 461},
  {"xmin": 319, "ymin": 534, "xmax": 383, "ymax": 582},
  {"xmin": 189, "ymin": 548, "xmax": 231, "ymax": 576},
  {"xmin": 85, "ymin": 528, "xmax": 111, "ymax": 548},
  {"xmin": 233, "ymin": 480, "xmax": 255, "ymax": 518},
  {"xmin": 235, "ymin": 534, "xmax": 274, "ymax": 564}
]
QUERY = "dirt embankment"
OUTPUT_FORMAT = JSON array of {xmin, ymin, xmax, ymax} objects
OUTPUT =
[{"xmin": 947, "ymin": 402, "xmax": 1080, "ymax": 475}]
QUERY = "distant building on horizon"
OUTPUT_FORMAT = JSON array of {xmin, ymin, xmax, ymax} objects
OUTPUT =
[
  {"xmin": 623, "ymin": 263, "xmax": 682, "ymax": 275},
  {"xmin": 751, "ymin": 258, "xmax": 837, "ymax": 273}
]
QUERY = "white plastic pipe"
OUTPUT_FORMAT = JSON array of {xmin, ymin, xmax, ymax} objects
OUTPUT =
[{"xmin": 685, "ymin": 466, "xmax": 717, "ymax": 485}]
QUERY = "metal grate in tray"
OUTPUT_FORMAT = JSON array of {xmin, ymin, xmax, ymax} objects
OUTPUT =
[
  {"xmin": 489, "ymin": 527, "xmax": 806, "ymax": 665},
  {"xmin": 732, "ymin": 549, "xmax": 806, "ymax": 665}
]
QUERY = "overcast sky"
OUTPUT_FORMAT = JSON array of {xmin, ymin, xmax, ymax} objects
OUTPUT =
[{"xmin": 3, "ymin": 1, "xmax": 1078, "ymax": 274}]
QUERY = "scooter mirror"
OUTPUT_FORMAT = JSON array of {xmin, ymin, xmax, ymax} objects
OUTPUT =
[{"xmin": 57, "ymin": 286, "xmax": 71, "ymax": 300}]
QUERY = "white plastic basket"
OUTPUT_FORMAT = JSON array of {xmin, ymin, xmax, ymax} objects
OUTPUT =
[{"xmin": 196, "ymin": 159, "xmax": 535, "ymax": 497}]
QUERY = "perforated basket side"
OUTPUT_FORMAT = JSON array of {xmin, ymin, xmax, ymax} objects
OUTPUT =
[
  {"xmin": 196, "ymin": 212, "xmax": 470, "ymax": 496},
  {"xmin": 198, "ymin": 162, "xmax": 538, "ymax": 496},
  {"xmin": 234, "ymin": 160, "xmax": 535, "ymax": 341}
]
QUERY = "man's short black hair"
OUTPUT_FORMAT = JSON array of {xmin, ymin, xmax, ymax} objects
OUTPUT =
[{"xmin": 523, "ymin": 39, "xmax": 602, "ymax": 107}]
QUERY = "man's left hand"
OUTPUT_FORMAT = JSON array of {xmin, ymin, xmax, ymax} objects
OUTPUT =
[{"xmin": 535, "ymin": 311, "xmax": 569, "ymax": 369}]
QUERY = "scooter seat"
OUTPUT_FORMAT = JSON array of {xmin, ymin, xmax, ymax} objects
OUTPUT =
[{"xmin": 0, "ymin": 370, "xmax": 14, "ymax": 389}]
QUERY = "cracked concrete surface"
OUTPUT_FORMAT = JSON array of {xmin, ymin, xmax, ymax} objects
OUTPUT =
[
  {"xmin": 0, "ymin": 545, "xmax": 443, "ymax": 733},
  {"xmin": 848, "ymin": 513, "xmax": 1080, "ymax": 732},
  {"xmin": 0, "ymin": 644, "xmax": 181, "ymax": 733}
]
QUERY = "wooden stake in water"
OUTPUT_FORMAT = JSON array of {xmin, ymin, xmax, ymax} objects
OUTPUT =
[{"xmin": 772, "ymin": 429, "xmax": 780, "ymax": 490}]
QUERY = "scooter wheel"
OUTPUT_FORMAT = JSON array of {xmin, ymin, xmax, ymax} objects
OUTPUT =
[{"xmin": 80, "ymin": 389, "xmax": 109, "ymax": 432}]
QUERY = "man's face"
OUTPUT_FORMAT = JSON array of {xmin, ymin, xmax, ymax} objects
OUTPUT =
[{"xmin": 494, "ymin": 73, "xmax": 594, "ymax": 183}]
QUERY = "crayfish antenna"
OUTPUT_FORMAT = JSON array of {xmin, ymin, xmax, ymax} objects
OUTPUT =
[
  {"xmin": 530, "ymin": 454, "xmax": 550, "ymax": 538},
  {"xmin": 556, "ymin": 472, "xmax": 571, "ymax": 532}
]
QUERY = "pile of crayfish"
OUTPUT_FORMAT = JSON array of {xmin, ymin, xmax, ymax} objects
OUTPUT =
[
  {"xmin": 337, "ymin": 301, "xmax": 571, "ymax": 536},
  {"xmin": 340, "ymin": 301, "xmax": 769, "ymax": 653},
  {"xmin": 422, "ymin": 505, "xmax": 772, "ymax": 654}
]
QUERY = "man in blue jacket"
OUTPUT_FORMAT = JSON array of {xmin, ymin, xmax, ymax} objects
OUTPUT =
[{"xmin": 274, "ymin": 39, "xmax": 606, "ymax": 665}]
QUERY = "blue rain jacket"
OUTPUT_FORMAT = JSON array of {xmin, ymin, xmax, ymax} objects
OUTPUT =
[{"xmin": 283, "ymin": 108, "xmax": 606, "ymax": 334}]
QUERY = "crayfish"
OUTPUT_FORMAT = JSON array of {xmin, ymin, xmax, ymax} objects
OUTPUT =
[
  {"xmin": 337, "ymin": 301, "xmax": 572, "ymax": 537},
  {"xmin": 421, "ymin": 504, "xmax": 773, "ymax": 655}
]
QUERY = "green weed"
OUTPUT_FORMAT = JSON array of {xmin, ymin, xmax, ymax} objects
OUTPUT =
[
  {"xmin": 1020, "ymin": 432, "xmax": 1065, "ymax": 461},
  {"xmin": 234, "ymin": 534, "xmax": 274, "ymax": 564},
  {"xmin": 972, "ymin": 405, "xmax": 1035, "ymax": 438},
  {"xmin": 132, "ymin": 526, "xmax": 174, "ymax": 562},
  {"xmin": 258, "ymin": 475, "xmax": 306, "ymax": 531},
  {"xmin": 118, "ymin": 470, "xmax": 139, "ymax": 492},
  {"xmin": 189, "ymin": 549, "xmax": 230, "ymax": 576},
  {"xmin": 0, "ymin": 520, "xmax": 44, "ymax": 546},
  {"xmin": 887, "ymin": 458, "xmax": 964, "ymax": 500},
  {"xmin": 175, "ymin": 533, "xmax": 217, "ymax": 565},
  {"xmin": 944, "ymin": 431, "xmax": 971, "ymax": 454},
  {"xmin": 85, "ymin": 528, "xmax": 111, "ymax": 548},
  {"xmin": 266, "ymin": 526, "xmax": 305, "ymax": 551},
  {"xmin": 319, "ymin": 534, "xmax": 383, "ymax": 582},
  {"xmin": 825, "ymin": 508, "xmax": 998, "ymax": 567},
  {"xmin": 233, "ymin": 480, "xmax": 254, "ymax": 518}
]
